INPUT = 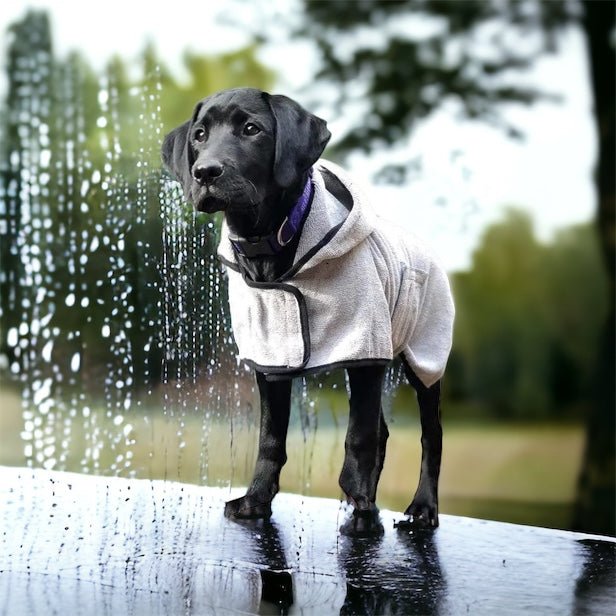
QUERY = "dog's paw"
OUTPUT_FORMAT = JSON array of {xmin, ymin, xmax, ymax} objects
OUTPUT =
[
  {"xmin": 224, "ymin": 495, "xmax": 272, "ymax": 520},
  {"xmin": 339, "ymin": 505, "xmax": 384, "ymax": 537},
  {"xmin": 397, "ymin": 499, "xmax": 439, "ymax": 529}
]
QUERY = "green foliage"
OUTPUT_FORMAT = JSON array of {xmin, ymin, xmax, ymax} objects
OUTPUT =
[
  {"xmin": 298, "ymin": 0, "xmax": 574, "ymax": 161},
  {"xmin": 449, "ymin": 209, "xmax": 607, "ymax": 419},
  {"xmin": 0, "ymin": 10, "xmax": 274, "ymax": 394}
]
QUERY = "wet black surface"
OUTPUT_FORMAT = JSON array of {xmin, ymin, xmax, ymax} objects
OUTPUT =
[{"xmin": 1, "ymin": 466, "xmax": 614, "ymax": 615}]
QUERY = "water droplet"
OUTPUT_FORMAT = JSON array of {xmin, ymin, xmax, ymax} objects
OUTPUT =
[
  {"xmin": 7, "ymin": 328, "xmax": 18, "ymax": 347},
  {"xmin": 39, "ymin": 149, "xmax": 51, "ymax": 168},
  {"xmin": 33, "ymin": 378, "xmax": 52, "ymax": 406},
  {"xmin": 42, "ymin": 340, "xmax": 53, "ymax": 362}
]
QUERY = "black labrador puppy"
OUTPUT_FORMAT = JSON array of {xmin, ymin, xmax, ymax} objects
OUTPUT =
[{"xmin": 161, "ymin": 87, "xmax": 453, "ymax": 536}]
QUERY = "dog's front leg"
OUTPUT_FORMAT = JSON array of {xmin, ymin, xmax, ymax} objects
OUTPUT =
[
  {"xmin": 224, "ymin": 372, "xmax": 291, "ymax": 520},
  {"xmin": 338, "ymin": 365, "xmax": 388, "ymax": 536}
]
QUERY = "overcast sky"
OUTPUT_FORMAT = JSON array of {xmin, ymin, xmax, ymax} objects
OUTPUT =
[{"xmin": 0, "ymin": 1, "xmax": 597, "ymax": 271}]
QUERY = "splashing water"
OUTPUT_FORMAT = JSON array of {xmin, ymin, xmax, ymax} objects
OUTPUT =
[
  {"xmin": 0, "ymin": 16, "xmax": 406, "ymax": 504},
  {"xmin": 0, "ymin": 21, "xmax": 265, "ymax": 492}
]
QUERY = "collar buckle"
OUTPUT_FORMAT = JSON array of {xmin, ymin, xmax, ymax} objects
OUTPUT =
[{"xmin": 276, "ymin": 217, "xmax": 293, "ymax": 247}]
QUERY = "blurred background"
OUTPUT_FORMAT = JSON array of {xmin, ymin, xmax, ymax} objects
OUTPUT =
[{"xmin": 0, "ymin": 0, "xmax": 613, "ymax": 535}]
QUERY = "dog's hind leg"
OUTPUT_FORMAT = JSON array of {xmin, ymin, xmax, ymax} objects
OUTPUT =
[
  {"xmin": 225, "ymin": 372, "xmax": 291, "ymax": 520},
  {"xmin": 397, "ymin": 358, "xmax": 442, "ymax": 529},
  {"xmin": 338, "ymin": 364, "xmax": 388, "ymax": 536}
]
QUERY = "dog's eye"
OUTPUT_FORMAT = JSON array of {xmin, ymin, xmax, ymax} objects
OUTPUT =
[
  {"xmin": 243, "ymin": 123, "xmax": 261, "ymax": 136},
  {"xmin": 193, "ymin": 128, "xmax": 207, "ymax": 142}
]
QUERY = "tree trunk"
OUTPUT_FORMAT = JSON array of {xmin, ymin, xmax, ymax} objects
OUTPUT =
[{"xmin": 573, "ymin": 1, "xmax": 615, "ymax": 536}]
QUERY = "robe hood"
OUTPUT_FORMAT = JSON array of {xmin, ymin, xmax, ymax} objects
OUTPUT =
[{"xmin": 218, "ymin": 160, "xmax": 375, "ymax": 277}]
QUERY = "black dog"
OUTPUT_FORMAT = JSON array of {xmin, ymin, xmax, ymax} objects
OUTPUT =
[{"xmin": 162, "ymin": 88, "xmax": 454, "ymax": 536}]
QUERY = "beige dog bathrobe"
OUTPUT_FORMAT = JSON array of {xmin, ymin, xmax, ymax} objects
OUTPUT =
[{"xmin": 217, "ymin": 160, "xmax": 455, "ymax": 387}]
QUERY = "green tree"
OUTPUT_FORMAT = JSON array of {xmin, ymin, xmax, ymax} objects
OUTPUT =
[
  {"xmin": 544, "ymin": 224, "xmax": 609, "ymax": 405},
  {"xmin": 0, "ymin": 11, "xmax": 54, "ymax": 364},
  {"xmin": 296, "ymin": 0, "xmax": 614, "ymax": 536},
  {"xmin": 451, "ymin": 210, "xmax": 607, "ymax": 422},
  {"xmin": 452, "ymin": 211, "xmax": 550, "ymax": 418},
  {"xmin": 0, "ymin": 9, "xmax": 275, "ymax": 395},
  {"xmin": 299, "ymin": 0, "xmax": 570, "ymax": 155}
]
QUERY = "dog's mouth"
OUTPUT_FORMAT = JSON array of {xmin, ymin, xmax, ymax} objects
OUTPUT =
[
  {"xmin": 192, "ymin": 184, "xmax": 228, "ymax": 213},
  {"xmin": 193, "ymin": 184, "xmax": 258, "ymax": 215},
  {"xmin": 196, "ymin": 194, "xmax": 225, "ymax": 213}
]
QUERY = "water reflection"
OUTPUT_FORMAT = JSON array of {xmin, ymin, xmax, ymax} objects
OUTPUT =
[
  {"xmin": 232, "ymin": 519, "xmax": 295, "ymax": 613},
  {"xmin": 573, "ymin": 538, "xmax": 616, "ymax": 614},
  {"xmin": 338, "ymin": 530, "xmax": 445, "ymax": 615},
  {"xmin": 226, "ymin": 512, "xmax": 447, "ymax": 615}
]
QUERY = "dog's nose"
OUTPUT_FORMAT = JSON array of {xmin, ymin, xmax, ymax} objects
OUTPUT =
[{"xmin": 193, "ymin": 162, "xmax": 224, "ymax": 185}]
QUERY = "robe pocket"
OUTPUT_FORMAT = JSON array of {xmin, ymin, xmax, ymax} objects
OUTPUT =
[
  {"xmin": 227, "ymin": 275, "xmax": 310, "ymax": 372},
  {"xmin": 391, "ymin": 266, "xmax": 426, "ymax": 355}
]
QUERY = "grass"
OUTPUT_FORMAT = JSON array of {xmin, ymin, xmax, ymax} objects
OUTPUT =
[{"xmin": 0, "ymin": 380, "xmax": 584, "ymax": 530}]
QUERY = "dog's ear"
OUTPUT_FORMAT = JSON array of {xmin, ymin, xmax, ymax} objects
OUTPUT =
[
  {"xmin": 161, "ymin": 102, "xmax": 203, "ymax": 198},
  {"xmin": 267, "ymin": 94, "xmax": 331, "ymax": 188}
]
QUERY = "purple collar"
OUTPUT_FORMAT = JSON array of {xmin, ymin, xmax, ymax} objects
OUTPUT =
[{"xmin": 229, "ymin": 173, "xmax": 313, "ymax": 259}]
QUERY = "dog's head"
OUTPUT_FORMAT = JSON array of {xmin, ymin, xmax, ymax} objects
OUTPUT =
[{"xmin": 161, "ymin": 88, "xmax": 331, "ymax": 215}]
